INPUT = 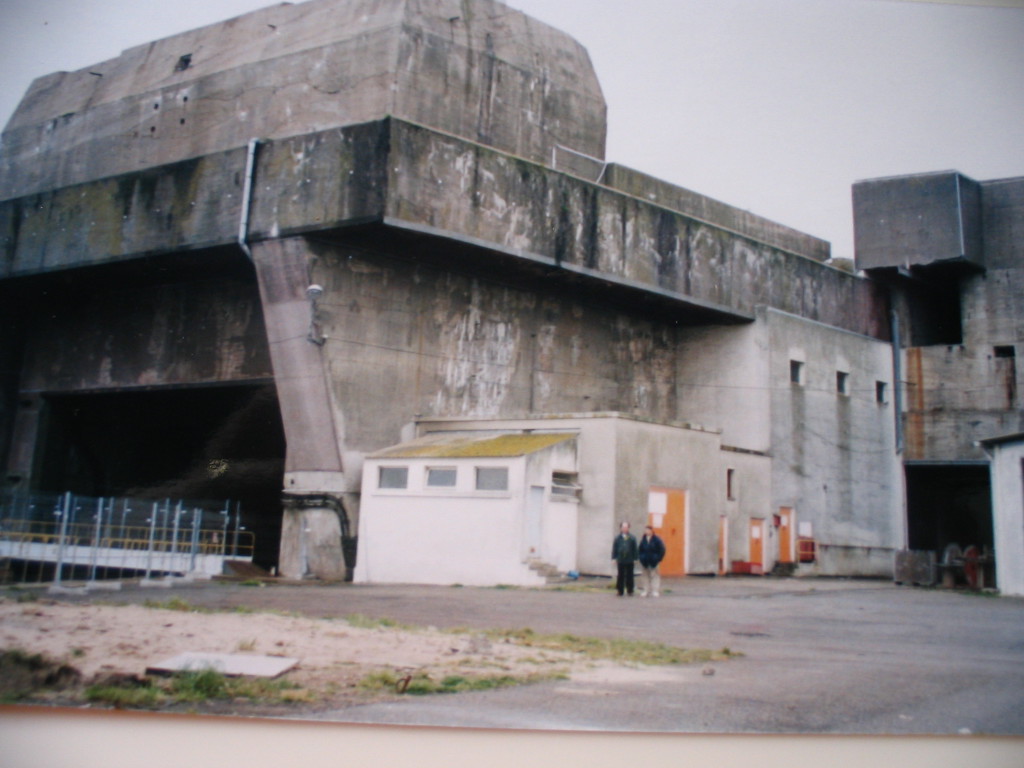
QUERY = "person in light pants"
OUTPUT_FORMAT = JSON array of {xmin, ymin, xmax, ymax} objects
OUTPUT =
[{"xmin": 638, "ymin": 525, "xmax": 665, "ymax": 597}]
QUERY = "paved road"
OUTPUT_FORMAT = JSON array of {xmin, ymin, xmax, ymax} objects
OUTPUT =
[{"xmin": 49, "ymin": 576, "xmax": 1024, "ymax": 734}]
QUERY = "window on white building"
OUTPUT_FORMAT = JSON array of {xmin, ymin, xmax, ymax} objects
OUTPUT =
[
  {"xmin": 378, "ymin": 466, "xmax": 408, "ymax": 489},
  {"xmin": 551, "ymin": 471, "xmax": 581, "ymax": 499},
  {"xmin": 475, "ymin": 467, "xmax": 509, "ymax": 491},
  {"xmin": 426, "ymin": 467, "xmax": 457, "ymax": 487},
  {"xmin": 876, "ymin": 381, "xmax": 888, "ymax": 404}
]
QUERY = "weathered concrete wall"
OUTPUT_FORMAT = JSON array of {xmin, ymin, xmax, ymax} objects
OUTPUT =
[
  {"xmin": 602, "ymin": 165, "xmax": 831, "ymax": 263},
  {"xmin": 719, "ymin": 448, "xmax": 773, "ymax": 571},
  {"xmin": 382, "ymin": 121, "xmax": 887, "ymax": 337},
  {"xmin": 613, "ymin": 418, "xmax": 729, "ymax": 575},
  {"xmin": 903, "ymin": 344, "xmax": 1023, "ymax": 461},
  {"xmin": 3, "ymin": 118, "xmax": 885, "ymax": 342},
  {"xmin": 879, "ymin": 176, "xmax": 1024, "ymax": 462},
  {"xmin": 16, "ymin": 268, "xmax": 271, "ymax": 393},
  {"xmin": 981, "ymin": 178, "xmax": 1024, "ymax": 271},
  {"xmin": 765, "ymin": 308, "xmax": 902, "ymax": 575},
  {"xmin": 853, "ymin": 171, "xmax": 985, "ymax": 271},
  {"xmin": 0, "ymin": 150, "xmax": 246, "ymax": 278},
  {"xmin": 0, "ymin": 0, "xmax": 604, "ymax": 201},
  {"xmin": 1, "ymin": 259, "xmax": 274, "ymax": 493},
  {"xmin": 674, "ymin": 322, "xmax": 772, "ymax": 452},
  {"xmin": 304, "ymin": 242, "xmax": 686, "ymax": 462}
]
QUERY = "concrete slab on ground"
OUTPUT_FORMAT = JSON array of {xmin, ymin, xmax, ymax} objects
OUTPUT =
[{"xmin": 146, "ymin": 652, "xmax": 297, "ymax": 678}]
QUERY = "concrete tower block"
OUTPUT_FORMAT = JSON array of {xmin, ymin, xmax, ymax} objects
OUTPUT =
[
  {"xmin": 0, "ymin": 0, "xmax": 606, "ymax": 201},
  {"xmin": 852, "ymin": 171, "xmax": 984, "ymax": 271}
]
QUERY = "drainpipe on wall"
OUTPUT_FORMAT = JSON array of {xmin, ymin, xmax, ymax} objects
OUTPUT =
[
  {"xmin": 890, "ymin": 308, "xmax": 909, "ymax": 552},
  {"xmin": 891, "ymin": 309, "xmax": 904, "ymax": 455},
  {"xmin": 237, "ymin": 138, "xmax": 261, "ymax": 260}
]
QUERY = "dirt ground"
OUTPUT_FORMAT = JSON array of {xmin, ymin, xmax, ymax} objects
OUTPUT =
[{"xmin": 0, "ymin": 594, "xmax": 613, "ymax": 716}]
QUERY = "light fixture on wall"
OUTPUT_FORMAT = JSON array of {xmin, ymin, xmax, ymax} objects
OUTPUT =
[{"xmin": 306, "ymin": 284, "xmax": 326, "ymax": 346}]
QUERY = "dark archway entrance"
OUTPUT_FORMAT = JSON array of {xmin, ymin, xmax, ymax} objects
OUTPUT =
[
  {"xmin": 905, "ymin": 463, "xmax": 993, "ymax": 578},
  {"xmin": 34, "ymin": 383, "xmax": 285, "ymax": 570}
]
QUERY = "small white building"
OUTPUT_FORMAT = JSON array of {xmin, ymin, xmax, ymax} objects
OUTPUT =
[
  {"xmin": 355, "ymin": 413, "xmax": 783, "ymax": 586},
  {"xmin": 355, "ymin": 430, "xmax": 581, "ymax": 586},
  {"xmin": 979, "ymin": 433, "xmax": 1024, "ymax": 597}
]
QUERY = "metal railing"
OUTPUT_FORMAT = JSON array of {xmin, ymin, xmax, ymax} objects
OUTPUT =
[{"xmin": 0, "ymin": 491, "xmax": 254, "ymax": 587}]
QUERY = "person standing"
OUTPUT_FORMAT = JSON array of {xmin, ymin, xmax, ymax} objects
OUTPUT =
[
  {"xmin": 611, "ymin": 521, "xmax": 638, "ymax": 596},
  {"xmin": 638, "ymin": 524, "xmax": 666, "ymax": 597}
]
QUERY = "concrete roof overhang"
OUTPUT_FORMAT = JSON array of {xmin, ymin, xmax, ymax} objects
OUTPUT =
[
  {"xmin": 0, "ymin": 117, "xmax": 884, "ymax": 336},
  {"xmin": 309, "ymin": 219, "xmax": 754, "ymax": 327}
]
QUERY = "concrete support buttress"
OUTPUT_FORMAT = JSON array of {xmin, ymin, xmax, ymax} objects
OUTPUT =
[{"xmin": 251, "ymin": 237, "xmax": 352, "ymax": 580}]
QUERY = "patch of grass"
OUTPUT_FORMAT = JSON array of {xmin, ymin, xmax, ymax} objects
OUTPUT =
[
  {"xmin": 86, "ymin": 682, "xmax": 161, "ymax": 709},
  {"xmin": 143, "ymin": 597, "xmax": 209, "ymax": 613},
  {"xmin": 239, "ymin": 579, "xmax": 264, "ymax": 587},
  {"xmin": 227, "ymin": 676, "xmax": 307, "ymax": 702},
  {"xmin": 83, "ymin": 668, "xmax": 307, "ymax": 709},
  {"xmin": 486, "ymin": 628, "xmax": 739, "ymax": 666},
  {"xmin": 170, "ymin": 668, "xmax": 228, "ymax": 701},
  {"xmin": 345, "ymin": 613, "xmax": 412, "ymax": 630},
  {"xmin": 6, "ymin": 588, "xmax": 39, "ymax": 603},
  {"xmin": 0, "ymin": 649, "xmax": 82, "ymax": 701},
  {"xmin": 358, "ymin": 669, "xmax": 566, "ymax": 696},
  {"xmin": 358, "ymin": 670, "xmax": 401, "ymax": 691}
]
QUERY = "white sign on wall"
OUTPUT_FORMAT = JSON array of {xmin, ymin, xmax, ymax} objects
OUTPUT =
[{"xmin": 647, "ymin": 491, "xmax": 667, "ymax": 529}]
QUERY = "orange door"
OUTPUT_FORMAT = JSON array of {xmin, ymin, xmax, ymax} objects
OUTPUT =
[
  {"xmin": 749, "ymin": 517, "xmax": 765, "ymax": 569},
  {"xmin": 648, "ymin": 487, "xmax": 686, "ymax": 576},
  {"xmin": 778, "ymin": 507, "xmax": 794, "ymax": 564}
]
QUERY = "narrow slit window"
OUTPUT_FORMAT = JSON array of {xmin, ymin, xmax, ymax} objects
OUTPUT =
[
  {"xmin": 836, "ymin": 371, "xmax": 849, "ymax": 395},
  {"xmin": 726, "ymin": 468, "xmax": 736, "ymax": 500},
  {"xmin": 790, "ymin": 360, "xmax": 804, "ymax": 385},
  {"xmin": 875, "ymin": 381, "xmax": 888, "ymax": 404}
]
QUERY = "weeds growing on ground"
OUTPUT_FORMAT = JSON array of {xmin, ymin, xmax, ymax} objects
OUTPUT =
[
  {"xmin": 142, "ymin": 597, "xmax": 209, "ymax": 613},
  {"xmin": 357, "ymin": 668, "xmax": 567, "ymax": 695},
  {"xmin": 83, "ymin": 667, "xmax": 309, "ymax": 709},
  {"xmin": 345, "ymin": 613, "xmax": 413, "ymax": 631},
  {"xmin": 485, "ymin": 627, "xmax": 738, "ymax": 665}
]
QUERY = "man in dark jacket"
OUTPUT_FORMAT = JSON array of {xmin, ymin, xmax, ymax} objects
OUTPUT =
[
  {"xmin": 611, "ymin": 521, "xmax": 638, "ymax": 596},
  {"xmin": 638, "ymin": 525, "xmax": 666, "ymax": 597}
]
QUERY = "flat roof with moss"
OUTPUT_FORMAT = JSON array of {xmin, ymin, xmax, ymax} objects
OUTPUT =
[{"xmin": 369, "ymin": 432, "xmax": 576, "ymax": 459}]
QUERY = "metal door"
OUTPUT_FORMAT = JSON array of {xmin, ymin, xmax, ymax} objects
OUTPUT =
[
  {"xmin": 524, "ymin": 485, "xmax": 544, "ymax": 558},
  {"xmin": 778, "ymin": 507, "xmax": 794, "ymax": 564},
  {"xmin": 648, "ymin": 487, "xmax": 686, "ymax": 576},
  {"xmin": 749, "ymin": 517, "xmax": 765, "ymax": 569}
]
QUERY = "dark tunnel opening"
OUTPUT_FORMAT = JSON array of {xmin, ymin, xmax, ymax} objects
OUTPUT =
[
  {"xmin": 34, "ymin": 383, "xmax": 285, "ymax": 570},
  {"xmin": 905, "ymin": 463, "xmax": 994, "ymax": 582}
]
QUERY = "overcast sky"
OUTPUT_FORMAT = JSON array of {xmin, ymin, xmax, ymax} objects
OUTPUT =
[{"xmin": 2, "ymin": 0, "xmax": 1022, "ymax": 259}]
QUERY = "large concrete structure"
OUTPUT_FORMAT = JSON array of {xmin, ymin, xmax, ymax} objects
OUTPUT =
[
  {"xmin": 0, "ymin": 0, "xmax": 1016, "ymax": 586},
  {"xmin": 854, "ymin": 171, "xmax": 1024, "ymax": 583}
]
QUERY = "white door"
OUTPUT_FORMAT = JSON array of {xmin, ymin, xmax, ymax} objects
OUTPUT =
[{"xmin": 524, "ymin": 485, "xmax": 544, "ymax": 559}]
